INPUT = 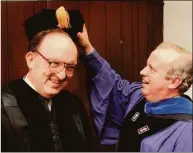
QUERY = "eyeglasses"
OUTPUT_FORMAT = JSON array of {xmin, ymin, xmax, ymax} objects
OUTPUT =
[{"xmin": 35, "ymin": 51, "xmax": 76, "ymax": 77}]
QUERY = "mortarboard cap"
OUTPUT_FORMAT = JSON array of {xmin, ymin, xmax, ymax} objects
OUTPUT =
[{"xmin": 25, "ymin": 7, "xmax": 84, "ymax": 42}]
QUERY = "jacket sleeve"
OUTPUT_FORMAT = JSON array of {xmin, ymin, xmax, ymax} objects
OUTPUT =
[
  {"xmin": 1, "ymin": 89, "xmax": 30, "ymax": 151},
  {"xmin": 82, "ymin": 49, "xmax": 144, "ymax": 144},
  {"xmin": 1, "ymin": 96, "xmax": 15, "ymax": 152}
]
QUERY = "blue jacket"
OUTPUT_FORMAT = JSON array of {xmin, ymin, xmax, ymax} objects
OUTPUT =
[{"xmin": 83, "ymin": 49, "xmax": 192, "ymax": 152}]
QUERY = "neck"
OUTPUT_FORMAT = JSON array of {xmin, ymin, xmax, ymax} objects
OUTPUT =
[
  {"xmin": 166, "ymin": 89, "xmax": 181, "ymax": 98},
  {"xmin": 165, "ymin": 93, "xmax": 180, "ymax": 99},
  {"xmin": 151, "ymin": 90, "xmax": 180, "ymax": 102}
]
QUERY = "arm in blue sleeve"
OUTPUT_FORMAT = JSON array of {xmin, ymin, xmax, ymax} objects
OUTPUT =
[{"xmin": 82, "ymin": 49, "xmax": 144, "ymax": 144}]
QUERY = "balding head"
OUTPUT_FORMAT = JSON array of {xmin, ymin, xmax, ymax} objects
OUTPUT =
[
  {"xmin": 155, "ymin": 42, "xmax": 192, "ymax": 94},
  {"xmin": 26, "ymin": 29, "xmax": 78, "ymax": 98},
  {"xmin": 39, "ymin": 31, "xmax": 78, "ymax": 61},
  {"xmin": 155, "ymin": 42, "xmax": 191, "ymax": 63}
]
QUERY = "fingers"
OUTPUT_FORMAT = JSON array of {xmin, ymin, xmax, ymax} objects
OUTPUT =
[
  {"xmin": 77, "ymin": 24, "xmax": 94, "ymax": 54},
  {"xmin": 77, "ymin": 32, "xmax": 81, "ymax": 38},
  {"xmin": 77, "ymin": 32, "xmax": 84, "ymax": 42},
  {"xmin": 82, "ymin": 24, "xmax": 88, "ymax": 34},
  {"xmin": 82, "ymin": 24, "xmax": 86, "ymax": 32}
]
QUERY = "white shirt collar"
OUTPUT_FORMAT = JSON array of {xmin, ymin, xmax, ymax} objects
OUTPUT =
[
  {"xmin": 23, "ymin": 73, "xmax": 52, "ymax": 111},
  {"xmin": 23, "ymin": 73, "xmax": 37, "ymax": 91}
]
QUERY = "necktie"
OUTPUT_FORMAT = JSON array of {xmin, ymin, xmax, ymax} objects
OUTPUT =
[
  {"xmin": 38, "ymin": 96, "xmax": 61, "ymax": 151},
  {"xmin": 39, "ymin": 96, "xmax": 52, "ymax": 111}
]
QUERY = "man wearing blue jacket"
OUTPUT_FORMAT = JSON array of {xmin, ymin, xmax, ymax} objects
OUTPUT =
[{"xmin": 77, "ymin": 25, "xmax": 192, "ymax": 152}]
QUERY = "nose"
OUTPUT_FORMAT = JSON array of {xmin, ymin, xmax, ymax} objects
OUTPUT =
[
  {"xmin": 140, "ymin": 66, "xmax": 148, "ymax": 76},
  {"xmin": 55, "ymin": 68, "xmax": 67, "ymax": 80}
]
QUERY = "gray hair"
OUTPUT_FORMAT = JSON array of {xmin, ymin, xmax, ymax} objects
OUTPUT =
[{"xmin": 156, "ymin": 42, "xmax": 192, "ymax": 94}]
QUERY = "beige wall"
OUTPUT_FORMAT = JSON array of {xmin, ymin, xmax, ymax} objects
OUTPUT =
[{"xmin": 164, "ymin": 1, "xmax": 192, "ymax": 98}]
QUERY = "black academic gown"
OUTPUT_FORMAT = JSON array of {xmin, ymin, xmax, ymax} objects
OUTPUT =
[{"xmin": 1, "ymin": 79, "xmax": 94, "ymax": 152}]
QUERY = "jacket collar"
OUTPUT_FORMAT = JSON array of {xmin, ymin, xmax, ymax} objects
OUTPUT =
[{"xmin": 145, "ymin": 97, "xmax": 193, "ymax": 115}]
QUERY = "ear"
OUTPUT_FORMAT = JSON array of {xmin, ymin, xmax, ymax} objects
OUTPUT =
[
  {"xmin": 25, "ymin": 52, "xmax": 35, "ymax": 69},
  {"xmin": 168, "ymin": 76, "xmax": 183, "ymax": 89}
]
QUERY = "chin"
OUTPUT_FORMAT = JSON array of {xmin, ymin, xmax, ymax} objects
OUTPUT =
[
  {"xmin": 141, "ymin": 88, "xmax": 147, "ymax": 95},
  {"xmin": 141, "ymin": 89, "xmax": 152, "ymax": 101},
  {"xmin": 145, "ymin": 96, "xmax": 152, "ymax": 102},
  {"xmin": 44, "ymin": 88, "xmax": 60, "ymax": 97},
  {"xmin": 145, "ymin": 95, "xmax": 159, "ymax": 102},
  {"xmin": 44, "ymin": 82, "xmax": 68, "ymax": 96}
]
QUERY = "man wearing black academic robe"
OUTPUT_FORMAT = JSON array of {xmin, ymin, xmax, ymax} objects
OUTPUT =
[{"xmin": 1, "ymin": 79, "xmax": 94, "ymax": 152}]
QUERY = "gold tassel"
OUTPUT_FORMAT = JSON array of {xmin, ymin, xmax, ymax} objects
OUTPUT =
[{"xmin": 56, "ymin": 6, "xmax": 71, "ymax": 29}]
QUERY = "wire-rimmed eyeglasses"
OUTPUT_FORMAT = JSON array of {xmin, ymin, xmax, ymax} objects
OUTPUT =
[{"xmin": 35, "ymin": 51, "xmax": 76, "ymax": 77}]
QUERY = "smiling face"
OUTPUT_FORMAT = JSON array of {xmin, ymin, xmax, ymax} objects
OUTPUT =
[
  {"xmin": 26, "ymin": 31, "xmax": 78, "ymax": 98},
  {"xmin": 140, "ymin": 49, "xmax": 181, "ymax": 102}
]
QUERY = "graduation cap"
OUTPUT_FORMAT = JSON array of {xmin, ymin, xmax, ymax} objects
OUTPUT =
[{"xmin": 25, "ymin": 6, "xmax": 84, "ymax": 42}]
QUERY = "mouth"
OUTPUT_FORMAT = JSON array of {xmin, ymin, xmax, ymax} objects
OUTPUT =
[
  {"xmin": 142, "ymin": 79, "xmax": 149, "ymax": 84},
  {"xmin": 49, "ymin": 78, "xmax": 62, "ymax": 85}
]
